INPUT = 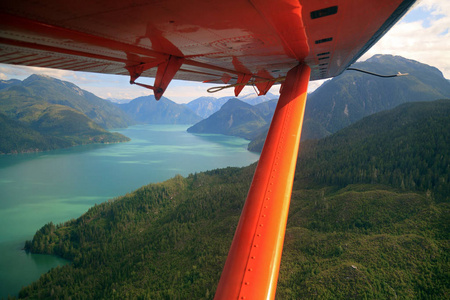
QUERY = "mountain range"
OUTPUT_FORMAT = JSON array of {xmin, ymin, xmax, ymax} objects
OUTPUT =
[
  {"xmin": 117, "ymin": 95, "xmax": 202, "ymax": 124},
  {"xmin": 0, "ymin": 74, "xmax": 277, "ymax": 154},
  {"xmin": 184, "ymin": 96, "xmax": 229, "ymax": 119},
  {"xmin": 184, "ymin": 91, "xmax": 278, "ymax": 119},
  {"xmin": 21, "ymin": 99, "xmax": 449, "ymax": 298},
  {"xmin": 248, "ymin": 55, "xmax": 450, "ymax": 151},
  {"xmin": 2, "ymin": 55, "xmax": 449, "ymax": 155},
  {"xmin": 304, "ymin": 54, "xmax": 450, "ymax": 136},
  {"xmin": 1, "ymin": 75, "xmax": 135, "ymax": 129}
]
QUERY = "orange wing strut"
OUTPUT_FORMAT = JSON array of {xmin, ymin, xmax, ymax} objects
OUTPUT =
[{"xmin": 214, "ymin": 64, "xmax": 310, "ymax": 300}]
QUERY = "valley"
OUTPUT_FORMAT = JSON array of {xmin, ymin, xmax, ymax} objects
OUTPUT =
[{"xmin": 0, "ymin": 54, "xmax": 448, "ymax": 299}]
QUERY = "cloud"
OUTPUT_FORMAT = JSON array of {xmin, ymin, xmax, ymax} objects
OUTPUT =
[
  {"xmin": 0, "ymin": 65, "xmax": 32, "ymax": 78},
  {"xmin": 87, "ymin": 85, "xmax": 148, "ymax": 100},
  {"xmin": 0, "ymin": 64, "xmax": 78, "ymax": 81},
  {"xmin": 21, "ymin": 66, "xmax": 74, "ymax": 79},
  {"xmin": 308, "ymin": 79, "xmax": 327, "ymax": 93},
  {"xmin": 360, "ymin": 0, "xmax": 450, "ymax": 78}
]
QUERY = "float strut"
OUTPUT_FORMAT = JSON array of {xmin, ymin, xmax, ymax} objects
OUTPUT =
[
  {"xmin": 128, "ymin": 55, "xmax": 184, "ymax": 100},
  {"xmin": 214, "ymin": 64, "xmax": 311, "ymax": 300},
  {"xmin": 255, "ymin": 69, "xmax": 275, "ymax": 96},
  {"xmin": 234, "ymin": 73, "xmax": 252, "ymax": 97}
]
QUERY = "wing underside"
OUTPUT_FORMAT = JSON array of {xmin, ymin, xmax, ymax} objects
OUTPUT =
[{"xmin": 0, "ymin": 0, "xmax": 415, "ymax": 98}]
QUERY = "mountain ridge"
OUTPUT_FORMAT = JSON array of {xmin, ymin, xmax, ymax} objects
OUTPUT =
[
  {"xmin": 0, "ymin": 74, "xmax": 132, "ymax": 153},
  {"xmin": 19, "ymin": 74, "xmax": 135, "ymax": 129},
  {"xmin": 187, "ymin": 98, "xmax": 276, "ymax": 139},
  {"xmin": 118, "ymin": 95, "xmax": 203, "ymax": 124},
  {"xmin": 184, "ymin": 92, "xmax": 278, "ymax": 119},
  {"xmin": 184, "ymin": 96, "xmax": 228, "ymax": 119},
  {"xmin": 304, "ymin": 54, "xmax": 450, "ymax": 136},
  {"xmin": 248, "ymin": 55, "xmax": 450, "ymax": 152}
]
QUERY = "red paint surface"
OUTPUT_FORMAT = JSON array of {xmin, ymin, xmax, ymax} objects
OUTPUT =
[
  {"xmin": 214, "ymin": 64, "xmax": 310, "ymax": 300},
  {"xmin": 0, "ymin": 0, "xmax": 411, "ymax": 86}
]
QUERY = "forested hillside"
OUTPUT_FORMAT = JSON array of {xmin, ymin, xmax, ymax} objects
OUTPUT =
[
  {"xmin": 0, "ymin": 112, "xmax": 70, "ymax": 154},
  {"xmin": 0, "ymin": 75, "xmax": 132, "ymax": 153},
  {"xmin": 187, "ymin": 98, "xmax": 277, "ymax": 140},
  {"xmin": 296, "ymin": 99, "xmax": 450, "ymax": 202},
  {"xmin": 18, "ymin": 100, "xmax": 449, "ymax": 299}
]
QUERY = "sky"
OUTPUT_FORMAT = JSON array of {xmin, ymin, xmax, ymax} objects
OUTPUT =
[{"xmin": 0, "ymin": 0, "xmax": 448, "ymax": 104}]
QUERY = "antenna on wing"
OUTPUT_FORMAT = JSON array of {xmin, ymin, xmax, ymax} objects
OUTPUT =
[{"xmin": 346, "ymin": 67, "xmax": 408, "ymax": 78}]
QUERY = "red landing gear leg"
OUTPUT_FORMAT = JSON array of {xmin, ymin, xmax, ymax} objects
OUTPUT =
[{"xmin": 214, "ymin": 64, "xmax": 311, "ymax": 300}]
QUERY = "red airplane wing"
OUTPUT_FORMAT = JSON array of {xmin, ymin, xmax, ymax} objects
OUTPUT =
[{"xmin": 0, "ymin": 0, "xmax": 414, "ymax": 99}]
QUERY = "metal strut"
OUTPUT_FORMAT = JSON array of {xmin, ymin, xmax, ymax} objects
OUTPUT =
[
  {"xmin": 234, "ymin": 73, "xmax": 252, "ymax": 97},
  {"xmin": 254, "ymin": 69, "xmax": 275, "ymax": 96},
  {"xmin": 214, "ymin": 64, "xmax": 311, "ymax": 300}
]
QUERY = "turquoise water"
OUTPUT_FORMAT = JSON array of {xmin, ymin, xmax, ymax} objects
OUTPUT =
[{"xmin": 0, "ymin": 124, "xmax": 259, "ymax": 298}]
